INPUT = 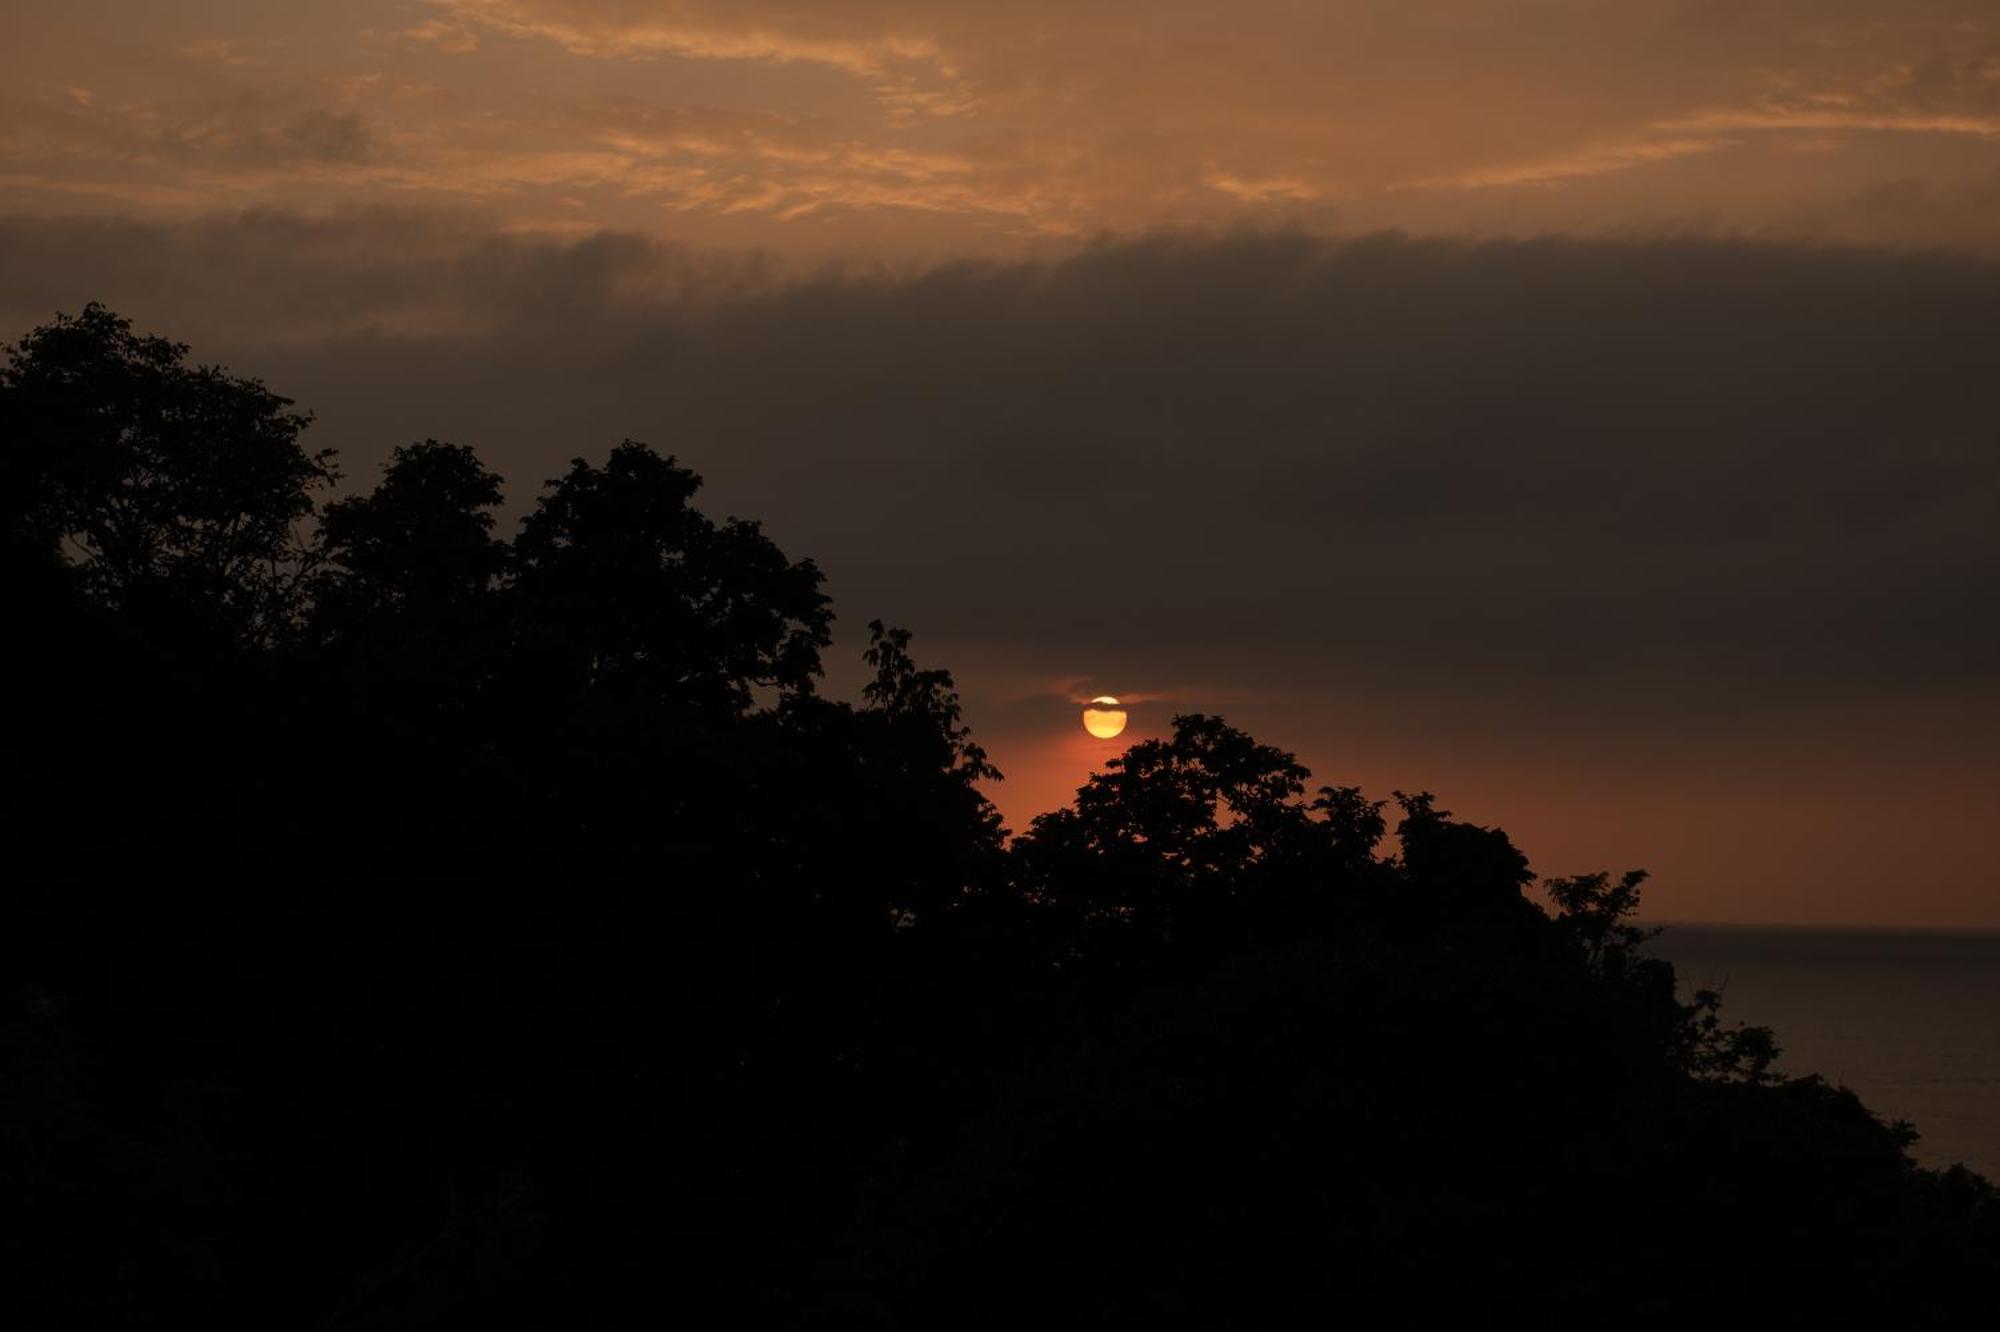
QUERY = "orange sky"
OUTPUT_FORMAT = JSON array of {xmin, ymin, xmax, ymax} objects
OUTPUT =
[
  {"xmin": 967, "ymin": 678, "xmax": 1999, "ymax": 930},
  {"xmin": 4, "ymin": 2, "xmax": 1999, "ymax": 925},
  {"xmin": 7, "ymin": 1, "xmax": 2000, "ymax": 255}
]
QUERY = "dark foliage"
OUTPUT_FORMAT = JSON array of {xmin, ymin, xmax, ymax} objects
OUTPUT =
[{"xmin": 3, "ymin": 307, "xmax": 1994, "ymax": 1327}]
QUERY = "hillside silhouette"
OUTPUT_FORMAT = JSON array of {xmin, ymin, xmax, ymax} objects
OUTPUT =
[{"xmin": 3, "ymin": 305, "xmax": 1995, "ymax": 1327}]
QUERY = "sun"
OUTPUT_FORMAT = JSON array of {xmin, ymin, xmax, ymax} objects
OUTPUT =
[{"xmin": 1082, "ymin": 696, "xmax": 1128, "ymax": 739}]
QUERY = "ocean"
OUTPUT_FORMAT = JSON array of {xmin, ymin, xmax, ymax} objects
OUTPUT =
[{"xmin": 1649, "ymin": 925, "xmax": 2000, "ymax": 1182}]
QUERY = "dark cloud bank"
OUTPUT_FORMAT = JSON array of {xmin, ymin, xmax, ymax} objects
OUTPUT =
[{"xmin": 5, "ymin": 213, "xmax": 1996, "ymax": 917}]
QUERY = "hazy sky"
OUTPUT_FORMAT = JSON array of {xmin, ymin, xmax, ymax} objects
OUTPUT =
[
  {"xmin": 4, "ymin": 1, "xmax": 1998, "ymax": 924},
  {"xmin": 9, "ymin": 1, "xmax": 2000, "ymax": 252}
]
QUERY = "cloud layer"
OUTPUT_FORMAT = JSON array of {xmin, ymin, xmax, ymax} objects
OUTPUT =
[
  {"xmin": 7, "ymin": 216, "xmax": 1990, "ymax": 695},
  {"xmin": 4, "ymin": 1, "xmax": 2000, "ymax": 251}
]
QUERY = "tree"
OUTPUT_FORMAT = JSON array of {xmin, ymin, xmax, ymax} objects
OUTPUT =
[
  {"xmin": 1545, "ymin": 868, "xmax": 1658, "ymax": 971},
  {"xmin": 854, "ymin": 619, "xmax": 1005, "ymax": 918},
  {"xmin": 1, "ymin": 303, "xmax": 334, "ymax": 646},
  {"xmin": 314, "ymin": 439, "xmax": 506, "ymax": 630},
  {"xmin": 1545, "ymin": 867, "xmax": 1782, "ymax": 1083},
  {"xmin": 1310, "ymin": 783, "xmax": 1389, "ymax": 873},
  {"xmin": 1013, "ymin": 714, "xmax": 1332, "ymax": 936},
  {"xmin": 860, "ymin": 619, "xmax": 1001, "ymax": 787},
  {"xmin": 510, "ymin": 441, "xmax": 830, "ymax": 712},
  {"xmin": 306, "ymin": 441, "xmax": 513, "ymax": 870},
  {"xmin": 1392, "ymin": 790, "xmax": 1535, "ymax": 922}
]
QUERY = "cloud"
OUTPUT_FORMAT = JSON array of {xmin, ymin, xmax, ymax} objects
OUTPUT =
[
  {"xmin": 7, "ymin": 2, "xmax": 2000, "ymax": 250},
  {"xmin": 0, "ymin": 85, "xmax": 383, "ymax": 183},
  {"xmin": 1405, "ymin": 138, "xmax": 1729, "ymax": 191},
  {"xmin": 4, "ymin": 213, "xmax": 1991, "ymax": 701},
  {"xmin": 1664, "ymin": 109, "xmax": 2000, "ymax": 139},
  {"xmin": 278, "ymin": 111, "xmax": 375, "ymax": 163},
  {"xmin": 431, "ymin": 0, "xmax": 969, "ymax": 122},
  {"xmin": 177, "ymin": 37, "xmax": 269, "ymax": 69},
  {"xmin": 1205, "ymin": 173, "xmax": 1319, "ymax": 204},
  {"xmin": 400, "ymin": 20, "xmax": 481, "ymax": 56},
  {"xmin": 436, "ymin": 0, "xmax": 945, "ymax": 76}
]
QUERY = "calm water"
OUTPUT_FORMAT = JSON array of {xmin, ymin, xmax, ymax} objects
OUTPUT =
[{"xmin": 1650, "ymin": 925, "xmax": 2000, "ymax": 1181}]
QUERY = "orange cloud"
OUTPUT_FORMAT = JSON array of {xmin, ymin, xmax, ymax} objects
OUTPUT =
[
  {"xmin": 1663, "ymin": 108, "xmax": 2000, "ymax": 139},
  {"xmin": 7, "ymin": 1, "xmax": 2000, "ymax": 252},
  {"xmin": 1406, "ymin": 138, "xmax": 1729, "ymax": 191},
  {"xmin": 400, "ymin": 20, "xmax": 482, "ymax": 55},
  {"xmin": 1205, "ymin": 172, "xmax": 1318, "ymax": 203}
]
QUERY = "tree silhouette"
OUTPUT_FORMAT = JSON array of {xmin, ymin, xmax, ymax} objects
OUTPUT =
[
  {"xmin": 510, "ymin": 441, "xmax": 830, "ymax": 713},
  {"xmin": 3, "ymin": 305, "xmax": 1994, "ymax": 1328},
  {"xmin": 1393, "ymin": 789, "xmax": 1537, "ymax": 923},
  {"xmin": 315, "ymin": 439, "xmax": 506, "ymax": 629},
  {"xmin": 860, "ymin": 619, "xmax": 1000, "ymax": 787},
  {"xmin": 304, "ymin": 441, "xmax": 512, "ymax": 874},
  {"xmin": 848, "ymin": 619, "xmax": 1006, "ymax": 917},
  {"xmin": 1015, "ymin": 714, "xmax": 1391, "ymax": 943},
  {"xmin": 2, "ymin": 302, "xmax": 332, "ymax": 646}
]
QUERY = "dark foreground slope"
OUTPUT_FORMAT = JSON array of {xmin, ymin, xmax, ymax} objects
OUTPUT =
[{"xmin": 4, "ymin": 307, "xmax": 1994, "ymax": 1327}]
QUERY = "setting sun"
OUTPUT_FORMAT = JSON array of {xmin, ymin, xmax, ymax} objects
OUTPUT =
[{"xmin": 1082, "ymin": 696, "xmax": 1127, "ymax": 739}]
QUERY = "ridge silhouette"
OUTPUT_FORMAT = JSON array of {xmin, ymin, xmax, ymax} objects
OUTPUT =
[{"xmin": 3, "ymin": 305, "xmax": 1994, "ymax": 1327}]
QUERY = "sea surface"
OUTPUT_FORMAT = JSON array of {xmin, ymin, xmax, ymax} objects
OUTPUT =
[{"xmin": 1650, "ymin": 925, "xmax": 2000, "ymax": 1182}]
